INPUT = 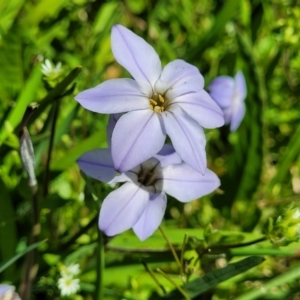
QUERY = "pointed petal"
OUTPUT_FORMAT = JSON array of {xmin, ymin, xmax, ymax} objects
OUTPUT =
[
  {"xmin": 230, "ymin": 102, "xmax": 246, "ymax": 132},
  {"xmin": 155, "ymin": 59, "xmax": 204, "ymax": 100},
  {"xmin": 133, "ymin": 193, "xmax": 167, "ymax": 240},
  {"xmin": 208, "ymin": 76, "xmax": 235, "ymax": 108},
  {"xmin": 112, "ymin": 25, "xmax": 162, "ymax": 94},
  {"xmin": 155, "ymin": 144, "xmax": 182, "ymax": 167},
  {"xmin": 99, "ymin": 182, "xmax": 149, "ymax": 236},
  {"xmin": 75, "ymin": 78, "xmax": 148, "ymax": 113},
  {"xmin": 112, "ymin": 110, "xmax": 166, "ymax": 172},
  {"xmin": 162, "ymin": 164, "xmax": 220, "ymax": 202},
  {"xmin": 235, "ymin": 71, "xmax": 247, "ymax": 101},
  {"xmin": 162, "ymin": 107, "xmax": 206, "ymax": 174},
  {"xmin": 77, "ymin": 149, "xmax": 115, "ymax": 182},
  {"xmin": 171, "ymin": 90, "xmax": 224, "ymax": 128},
  {"xmin": 106, "ymin": 113, "xmax": 122, "ymax": 147}
]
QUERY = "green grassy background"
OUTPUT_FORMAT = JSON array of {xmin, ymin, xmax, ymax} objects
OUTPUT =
[{"xmin": 0, "ymin": 0, "xmax": 300, "ymax": 299}]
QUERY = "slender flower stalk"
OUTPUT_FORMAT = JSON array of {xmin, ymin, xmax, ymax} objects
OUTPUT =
[
  {"xmin": 75, "ymin": 25, "xmax": 224, "ymax": 174},
  {"xmin": 77, "ymin": 145, "xmax": 220, "ymax": 240}
]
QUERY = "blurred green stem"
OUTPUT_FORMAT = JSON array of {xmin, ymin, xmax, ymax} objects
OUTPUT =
[
  {"xmin": 95, "ymin": 230, "xmax": 105, "ymax": 300},
  {"xmin": 43, "ymin": 101, "xmax": 60, "ymax": 197},
  {"xmin": 198, "ymin": 236, "xmax": 267, "ymax": 257},
  {"xmin": 142, "ymin": 261, "xmax": 166, "ymax": 294},
  {"xmin": 157, "ymin": 268, "xmax": 191, "ymax": 300},
  {"xmin": 159, "ymin": 226, "xmax": 181, "ymax": 270}
]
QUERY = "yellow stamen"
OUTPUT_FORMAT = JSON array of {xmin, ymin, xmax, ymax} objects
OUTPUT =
[
  {"xmin": 158, "ymin": 94, "xmax": 165, "ymax": 103},
  {"xmin": 150, "ymin": 99, "xmax": 158, "ymax": 105}
]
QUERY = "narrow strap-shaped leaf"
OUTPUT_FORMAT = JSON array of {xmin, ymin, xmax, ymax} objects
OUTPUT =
[
  {"xmin": 28, "ymin": 66, "xmax": 82, "ymax": 126},
  {"xmin": 162, "ymin": 256, "xmax": 265, "ymax": 299},
  {"xmin": 0, "ymin": 239, "xmax": 46, "ymax": 274},
  {"xmin": 235, "ymin": 263, "xmax": 300, "ymax": 300}
]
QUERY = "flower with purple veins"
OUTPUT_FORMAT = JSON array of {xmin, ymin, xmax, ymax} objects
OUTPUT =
[
  {"xmin": 75, "ymin": 25, "xmax": 224, "ymax": 174},
  {"xmin": 77, "ymin": 145, "xmax": 220, "ymax": 240},
  {"xmin": 208, "ymin": 71, "xmax": 247, "ymax": 132}
]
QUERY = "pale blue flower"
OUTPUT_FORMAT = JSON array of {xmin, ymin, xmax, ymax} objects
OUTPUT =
[
  {"xmin": 208, "ymin": 71, "xmax": 247, "ymax": 132},
  {"xmin": 0, "ymin": 284, "xmax": 21, "ymax": 300},
  {"xmin": 77, "ymin": 145, "xmax": 220, "ymax": 240},
  {"xmin": 75, "ymin": 25, "xmax": 224, "ymax": 174}
]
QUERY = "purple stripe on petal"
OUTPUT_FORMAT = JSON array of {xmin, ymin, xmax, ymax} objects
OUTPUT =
[
  {"xmin": 77, "ymin": 148, "xmax": 115, "ymax": 183},
  {"xmin": 155, "ymin": 59, "xmax": 204, "ymax": 99},
  {"xmin": 162, "ymin": 164, "xmax": 220, "ymax": 202},
  {"xmin": 112, "ymin": 110, "xmax": 166, "ymax": 172},
  {"xmin": 162, "ymin": 107, "xmax": 206, "ymax": 174},
  {"xmin": 133, "ymin": 193, "xmax": 167, "ymax": 240},
  {"xmin": 99, "ymin": 182, "xmax": 149, "ymax": 236},
  {"xmin": 75, "ymin": 78, "xmax": 148, "ymax": 114},
  {"xmin": 171, "ymin": 90, "xmax": 224, "ymax": 128},
  {"xmin": 112, "ymin": 25, "xmax": 162, "ymax": 95}
]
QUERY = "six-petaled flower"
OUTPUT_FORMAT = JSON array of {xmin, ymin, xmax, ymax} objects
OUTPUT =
[
  {"xmin": 77, "ymin": 145, "xmax": 220, "ymax": 240},
  {"xmin": 75, "ymin": 24, "xmax": 224, "ymax": 174}
]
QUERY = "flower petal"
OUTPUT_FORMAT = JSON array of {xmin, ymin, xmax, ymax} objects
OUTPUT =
[
  {"xmin": 112, "ymin": 110, "xmax": 166, "ymax": 172},
  {"xmin": 77, "ymin": 149, "xmax": 115, "ymax": 182},
  {"xmin": 155, "ymin": 59, "xmax": 204, "ymax": 99},
  {"xmin": 208, "ymin": 76, "xmax": 235, "ymax": 108},
  {"xmin": 99, "ymin": 182, "xmax": 149, "ymax": 236},
  {"xmin": 0, "ymin": 285, "xmax": 14, "ymax": 295},
  {"xmin": 162, "ymin": 107, "xmax": 206, "ymax": 174},
  {"xmin": 230, "ymin": 101, "xmax": 246, "ymax": 132},
  {"xmin": 154, "ymin": 144, "xmax": 182, "ymax": 167},
  {"xmin": 171, "ymin": 90, "xmax": 224, "ymax": 128},
  {"xmin": 133, "ymin": 193, "xmax": 167, "ymax": 240},
  {"xmin": 235, "ymin": 71, "xmax": 247, "ymax": 101},
  {"xmin": 162, "ymin": 164, "xmax": 220, "ymax": 202},
  {"xmin": 106, "ymin": 113, "xmax": 122, "ymax": 147},
  {"xmin": 112, "ymin": 25, "xmax": 162, "ymax": 94},
  {"xmin": 75, "ymin": 78, "xmax": 148, "ymax": 113}
]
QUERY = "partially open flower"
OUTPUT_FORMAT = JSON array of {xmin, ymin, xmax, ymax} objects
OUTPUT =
[
  {"xmin": 209, "ymin": 71, "xmax": 247, "ymax": 132},
  {"xmin": 75, "ymin": 25, "xmax": 224, "ymax": 174},
  {"xmin": 77, "ymin": 145, "xmax": 220, "ymax": 240}
]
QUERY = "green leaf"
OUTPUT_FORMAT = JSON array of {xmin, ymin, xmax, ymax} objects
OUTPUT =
[
  {"xmin": 188, "ymin": 0, "xmax": 240, "ymax": 60},
  {"xmin": 0, "ymin": 239, "xmax": 47, "ymax": 273},
  {"xmin": 234, "ymin": 262, "xmax": 300, "ymax": 300},
  {"xmin": 0, "ymin": 64, "xmax": 41, "ymax": 147},
  {"xmin": 161, "ymin": 256, "xmax": 265, "ymax": 299},
  {"xmin": 0, "ymin": 180, "xmax": 17, "ymax": 280},
  {"xmin": 28, "ymin": 66, "xmax": 82, "ymax": 126},
  {"xmin": 267, "ymin": 123, "xmax": 300, "ymax": 192},
  {"xmin": 50, "ymin": 130, "xmax": 107, "ymax": 171}
]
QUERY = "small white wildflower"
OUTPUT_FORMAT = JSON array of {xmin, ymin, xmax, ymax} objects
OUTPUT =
[
  {"xmin": 0, "ymin": 284, "xmax": 21, "ymax": 300},
  {"xmin": 60, "ymin": 264, "xmax": 80, "ymax": 277},
  {"xmin": 58, "ymin": 276, "xmax": 80, "ymax": 297},
  {"xmin": 41, "ymin": 59, "xmax": 62, "ymax": 77}
]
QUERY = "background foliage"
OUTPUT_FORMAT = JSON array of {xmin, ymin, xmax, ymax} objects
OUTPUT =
[{"xmin": 0, "ymin": 0, "xmax": 300, "ymax": 299}]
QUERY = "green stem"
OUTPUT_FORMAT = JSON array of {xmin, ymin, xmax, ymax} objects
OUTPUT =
[
  {"xmin": 142, "ymin": 261, "xmax": 166, "ymax": 294},
  {"xmin": 157, "ymin": 268, "xmax": 191, "ymax": 300},
  {"xmin": 43, "ymin": 101, "xmax": 60, "ymax": 197},
  {"xmin": 159, "ymin": 226, "xmax": 181, "ymax": 270},
  {"xmin": 180, "ymin": 234, "xmax": 188, "ymax": 281},
  {"xmin": 95, "ymin": 230, "xmax": 105, "ymax": 300}
]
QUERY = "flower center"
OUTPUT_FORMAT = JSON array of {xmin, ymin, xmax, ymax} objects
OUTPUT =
[
  {"xmin": 150, "ymin": 94, "xmax": 166, "ymax": 113},
  {"xmin": 135, "ymin": 160, "xmax": 163, "ymax": 194}
]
